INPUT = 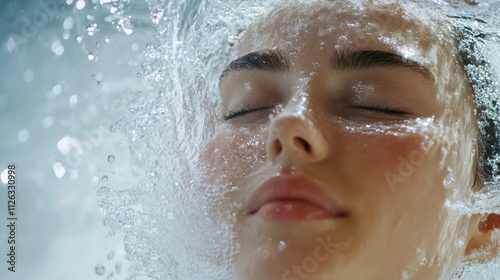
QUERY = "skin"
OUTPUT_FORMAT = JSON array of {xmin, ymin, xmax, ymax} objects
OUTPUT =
[{"xmin": 200, "ymin": 1, "xmax": 496, "ymax": 279}]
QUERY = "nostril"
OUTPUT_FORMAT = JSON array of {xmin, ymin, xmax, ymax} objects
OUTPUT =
[
  {"xmin": 273, "ymin": 140, "xmax": 283, "ymax": 156},
  {"xmin": 294, "ymin": 137, "xmax": 311, "ymax": 153}
]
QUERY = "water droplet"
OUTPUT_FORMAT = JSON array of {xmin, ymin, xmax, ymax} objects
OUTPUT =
[
  {"xmin": 107, "ymin": 155, "xmax": 115, "ymax": 164},
  {"xmin": 102, "ymin": 175, "xmax": 108, "ymax": 182},
  {"xmin": 167, "ymin": 212, "xmax": 174, "ymax": 220},
  {"xmin": 52, "ymin": 84, "xmax": 62, "ymax": 96},
  {"xmin": 75, "ymin": 0, "xmax": 85, "ymax": 9},
  {"xmin": 17, "ymin": 128, "xmax": 30, "ymax": 143},
  {"xmin": 88, "ymin": 53, "xmax": 95, "ymax": 60},
  {"xmin": 23, "ymin": 68, "xmax": 34, "ymax": 83},
  {"xmin": 443, "ymin": 167, "xmax": 454, "ymax": 189},
  {"xmin": 63, "ymin": 17, "xmax": 74, "ymax": 30},
  {"xmin": 1, "ymin": 169, "xmax": 9, "ymax": 184},
  {"xmin": 107, "ymin": 251, "xmax": 115, "ymax": 260},
  {"xmin": 136, "ymin": 72, "xmax": 141, "ymax": 78},
  {"xmin": 51, "ymin": 40, "xmax": 64, "ymax": 56},
  {"xmin": 278, "ymin": 240, "xmax": 287, "ymax": 252},
  {"xmin": 115, "ymin": 262, "xmax": 122, "ymax": 274},
  {"xmin": 131, "ymin": 43, "xmax": 139, "ymax": 51},
  {"xmin": 87, "ymin": 23, "xmax": 98, "ymax": 36},
  {"xmin": 95, "ymin": 263, "xmax": 105, "ymax": 275},
  {"xmin": 53, "ymin": 162, "xmax": 65, "ymax": 178}
]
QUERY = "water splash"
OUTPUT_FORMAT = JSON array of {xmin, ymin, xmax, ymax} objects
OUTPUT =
[{"xmin": 94, "ymin": 0, "xmax": 500, "ymax": 279}]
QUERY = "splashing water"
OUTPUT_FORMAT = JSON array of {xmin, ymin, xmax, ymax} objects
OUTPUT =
[{"xmin": 92, "ymin": 0, "xmax": 500, "ymax": 279}]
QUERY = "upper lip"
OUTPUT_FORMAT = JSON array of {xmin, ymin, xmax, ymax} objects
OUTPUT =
[{"xmin": 247, "ymin": 175, "xmax": 349, "ymax": 217}]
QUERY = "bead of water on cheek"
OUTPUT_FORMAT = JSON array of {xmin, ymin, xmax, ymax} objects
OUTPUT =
[
  {"xmin": 278, "ymin": 240, "xmax": 287, "ymax": 252},
  {"xmin": 232, "ymin": 202, "xmax": 242, "ymax": 210}
]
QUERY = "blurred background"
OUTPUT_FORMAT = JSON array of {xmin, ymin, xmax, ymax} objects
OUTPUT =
[{"xmin": 0, "ymin": 0, "xmax": 152, "ymax": 279}]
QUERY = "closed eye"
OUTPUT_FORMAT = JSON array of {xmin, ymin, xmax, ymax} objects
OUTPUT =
[
  {"xmin": 349, "ymin": 105, "xmax": 410, "ymax": 116},
  {"xmin": 223, "ymin": 107, "xmax": 272, "ymax": 120}
]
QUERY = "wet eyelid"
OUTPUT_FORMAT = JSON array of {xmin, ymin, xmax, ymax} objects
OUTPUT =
[
  {"xmin": 348, "ymin": 105, "xmax": 411, "ymax": 116},
  {"xmin": 223, "ymin": 106, "xmax": 275, "ymax": 120}
]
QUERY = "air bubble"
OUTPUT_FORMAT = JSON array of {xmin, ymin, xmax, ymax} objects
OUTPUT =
[
  {"xmin": 108, "ymin": 155, "xmax": 115, "ymax": 164},
  {"xmin": 95, "ymin": 263, "xmax": 105, "ymax": 275},
  {"xmin": 102, "ymin": 175, "xmax": 108, "ymax": 182}
]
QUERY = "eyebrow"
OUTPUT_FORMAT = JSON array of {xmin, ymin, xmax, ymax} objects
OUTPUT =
[
  {"xmin": 220, "ymin": 50, "xmax": 289, "ymax": 80},
  {"xmin": 220, "ymin": 49, "xmax": 435, "ymax": 83},
  {"xmin": 331, "ymin": 49, "xmax": 435, "ymax": 82}
]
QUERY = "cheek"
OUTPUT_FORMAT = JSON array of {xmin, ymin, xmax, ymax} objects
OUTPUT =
[
  {"xmin": 331, "ymin": 130, "xmax": 455, "ymax": 271},
  {"xmin": 333, "ymin": 129, "xmax": 451, "ymax": 231},
  {"xmin": 337, "ymin": 131, "xmax": 444, "ymax": 196}
]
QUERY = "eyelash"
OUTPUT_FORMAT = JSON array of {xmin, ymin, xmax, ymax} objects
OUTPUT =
[
  {"xmin": 349, "ymin": 105, "xmax": 410, "ymax": 116},
  {"xmin": 223, "ymin": 107, "xmax": 270, "ymax": 120},
  {"xmin": 223, "ymin": 105, "xmax": 409, "ymax": 121}
]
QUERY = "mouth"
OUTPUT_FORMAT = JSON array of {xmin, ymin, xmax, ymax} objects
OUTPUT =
[{"xmin": 247, "ymin": 175, "xmax": 349, "ymax": 221}]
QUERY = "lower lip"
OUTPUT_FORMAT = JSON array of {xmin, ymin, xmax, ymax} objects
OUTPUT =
[{"xmin": 253, "ymin": 200, "xmax": 336, "ymax": 221}]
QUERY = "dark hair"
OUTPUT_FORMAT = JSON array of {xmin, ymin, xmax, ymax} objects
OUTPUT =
[{"xmin": 455, "ymin": 17, "xmax": 500, "ymax": 187}]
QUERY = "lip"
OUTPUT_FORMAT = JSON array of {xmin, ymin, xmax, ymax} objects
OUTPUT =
[{"xmin": 247, "ymin": 175, "xmax": 348, "ymax": 221}]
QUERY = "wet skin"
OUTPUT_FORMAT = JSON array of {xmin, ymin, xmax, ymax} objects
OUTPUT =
[{"xmin": 201, "ymin": 1, "xmax": 484, "ymax": 279}]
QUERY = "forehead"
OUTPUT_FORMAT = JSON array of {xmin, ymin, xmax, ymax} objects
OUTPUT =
[{"xmin": 233, "ymin": 0, "xmax": 454, "ymax": 75}]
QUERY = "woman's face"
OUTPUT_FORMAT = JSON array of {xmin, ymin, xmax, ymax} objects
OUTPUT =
[{"xmin": 202, "ymin": 1, "xmax": 478, "ymax": 279}]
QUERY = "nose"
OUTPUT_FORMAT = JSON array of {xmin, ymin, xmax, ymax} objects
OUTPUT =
[{"xmin": 267, "ymin": 115, "xmax": 328, "ymax": 164}]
